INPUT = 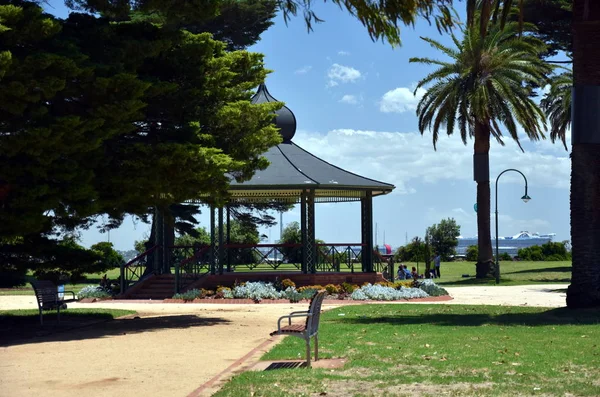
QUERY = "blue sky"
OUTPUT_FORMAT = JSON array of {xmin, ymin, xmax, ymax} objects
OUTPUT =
[{"xmin": 45, "ymin": 2, "xmax": 571, "ymax": 251}]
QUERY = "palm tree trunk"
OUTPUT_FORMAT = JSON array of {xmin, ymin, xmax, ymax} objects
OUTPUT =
[
  {"xmin": 473, "ymin": 122, "xmax": 494, "ymax": 278},
  {"xmin": 567, "ymin": 0, "xmax": 600, "ymax": 308}
]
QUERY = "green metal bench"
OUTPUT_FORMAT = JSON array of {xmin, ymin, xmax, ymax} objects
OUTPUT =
[
  {"xmin": 270, "ymin": 290, "xmax": 327, "ymax": 368},
  {"xmin": 31, "ymin": 280, "xmax": 77, "ymax": 325}
]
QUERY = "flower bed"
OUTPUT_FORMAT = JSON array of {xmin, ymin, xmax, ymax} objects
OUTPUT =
[{"xmin": 170, "ymin": 279, "xmax": 449, "ymax": 303}]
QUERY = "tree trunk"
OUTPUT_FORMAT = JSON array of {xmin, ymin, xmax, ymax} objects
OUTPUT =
[
  {"xmin": 473, "ymin": 122, "xmax": 495, "ymax": 278},
  {"xmin": 567, "ymin": 0, "xmax": 600, "ymax": 308}
]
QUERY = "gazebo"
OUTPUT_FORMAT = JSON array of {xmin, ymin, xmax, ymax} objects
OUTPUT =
[{"xmin": 121, "ymin": 84, "xmax": 395, "ymax": 298}]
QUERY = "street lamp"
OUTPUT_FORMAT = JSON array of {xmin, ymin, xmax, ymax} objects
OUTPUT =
[{"xmin": 495, "ymin": 169, "xmax": 531, "ymax": 284}]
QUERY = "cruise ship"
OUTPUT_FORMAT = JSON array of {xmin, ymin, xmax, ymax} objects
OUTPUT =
[{"xmin": 457, "ymin": 231, "xmax": 556, "ymax": 256}]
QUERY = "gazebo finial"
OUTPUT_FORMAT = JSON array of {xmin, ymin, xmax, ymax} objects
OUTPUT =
[{"xmin": 252, "ymin": 83, "xmax": 297, "ymax": 142}]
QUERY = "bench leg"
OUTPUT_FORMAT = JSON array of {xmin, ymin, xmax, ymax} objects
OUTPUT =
[
  {"xmin": 314, "ymin": 334, "xmax": 319, "ymax": 362},
  {"xmin": 305, "ymin": 338, "xmax": 311, "ymax": 368}
]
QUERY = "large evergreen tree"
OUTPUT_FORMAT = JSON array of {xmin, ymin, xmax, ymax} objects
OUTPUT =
[{"xmin": 0, "ymin": 1, "xmax": 281, "ymax": 279}]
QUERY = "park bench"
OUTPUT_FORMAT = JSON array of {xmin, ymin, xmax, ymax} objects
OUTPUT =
[
  {"xmin": 31, "ymin": 280, "xmax": 78, "ymax": 325},
  {"xmin": 270, "ymin": 290, "xmax": 327, "ymax": 368}
]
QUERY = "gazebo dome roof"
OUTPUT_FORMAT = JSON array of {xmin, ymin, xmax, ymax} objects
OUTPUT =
[
  {"xmin": 212, "ymin": 84, "xmax": 396, "ymax": 204},
  {"xmin": 252, "ymin": 83, "xmax": 296, "ymax": 142}
]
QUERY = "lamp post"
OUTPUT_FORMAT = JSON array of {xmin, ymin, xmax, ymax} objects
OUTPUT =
[{"xmin": 495, "ymin": 169, "xmax": 531, "ymax": 284}]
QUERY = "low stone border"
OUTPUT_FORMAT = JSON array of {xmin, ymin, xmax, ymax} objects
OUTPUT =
[{"xmin": 162, "ymin": 295, "xmax": 452, "ymax": 304}]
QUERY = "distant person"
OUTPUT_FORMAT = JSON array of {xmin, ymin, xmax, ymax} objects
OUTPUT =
[
  {"xmin": 434, "ymin": 253, "xmax": 441, "ymax": 278},
  {"xmin": 397, "ymin": 264, "xmax": 406, "ymax": 280},
  {"xmin": 411, "ymin": 266, "xmax": 419, "ymax": 280},
  {"xmin": 403, "ymin": 264, "xmax": 412, "ymax": 279}
]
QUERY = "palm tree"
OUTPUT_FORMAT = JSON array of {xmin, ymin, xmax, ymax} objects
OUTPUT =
[
  {"xmin": 410, "ymin": 19, "xmax": 551, "ymax": 278},
  {"xmin": 541, "ymin": 71, "xmax": 572, "ymax": 151}
]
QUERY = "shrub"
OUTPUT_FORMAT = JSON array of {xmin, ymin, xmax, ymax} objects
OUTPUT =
[
  {"xmin": 351, "ymin": 283, "xmax": 429, "ymax": 301},
  {"xmin": 173, "ymin": 289, "xmax": 201, "ymax": 301},
  {"xmin": 232, "ymin": 281, "xmax": 285, "ymax": 301},
  {"xmin": 395, "ymin": 280, "xmax": 415, "ymax": 289},
  {"xmin": 341, "ymin": 282, "xmax": 358, "ymax": 294},
  {"xmin": 417, "ymin": 279, "xmax": 449, "ymax": 297},
  {"xmin": 375, "ymin": 281, "xmax": 396, "ymax": 288},
  {"xmin": 215, "ymin": 286, "xmax": 233, "ymax": 299},
  {"xmin": 281, "ymin": 278, "xmax": 296, "ymax": 289},
  {"xmin": 0, "ymin": 263, "xmax": 27, "ymax": 287},
  {"xmin": 466, "ymin": 245, "xmax": 478, "ymax": 261},
  {"xmin": 500, "ymin": 252, "xmax": 512, "ymax": 261},
  {"xmin": 79, "ymin": 285, "xmax": 112, "ymax": 299},
  {"xmin": 325, "ymin": 284, "xmax": 340, "ymax": 294},
  {"xmin": 298, "ymin": 285, "xmax": 324, "ymax": 293}
]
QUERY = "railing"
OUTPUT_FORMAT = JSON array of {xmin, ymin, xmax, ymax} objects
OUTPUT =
[
  {"xmin": 223, "ymin": 243, "xmax": 303, "ymax": 271},
  {"xmin": 316, "ymin": 244, "xmax": 364, "ymax": 273},
  {"xmin": 120, "ymin": 245, "xmax": 161, "ymax": 294},
  {"xmin": 174, "ymin": 244, "xmax": 211, "ymax": 292}
]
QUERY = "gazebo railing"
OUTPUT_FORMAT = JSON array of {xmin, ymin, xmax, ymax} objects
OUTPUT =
[
  {"xmin": 316, "ymin": 244, "xmax": 364, "ymax": 273},
  {"xmin": 173, "ymin": 245, "xmax": 211, "ymax": 292},
  {"xmin": 120, "ymin": 245, "xmax": 160, "ymax": 294},
  {"xmin": 223, "ymin": 243, "xmax": 303, "ymax": 272}
]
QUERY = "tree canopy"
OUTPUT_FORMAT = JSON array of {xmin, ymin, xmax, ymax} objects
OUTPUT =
[{"xmin": 426, "ymin": 218, "xmax": 460, "ymax": 260}]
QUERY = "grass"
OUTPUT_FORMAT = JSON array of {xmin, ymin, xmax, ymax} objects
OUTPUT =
[
  {"xmin": 0, "ymin": 268, "xmax": 122, "ymax": 296},
  {"xmin": 215, "ymin": 304, "xmax": 600, "ymax": 397},
  {"xmin": 398, "ymin": 260, "xmax": 572, "ymax": 286}
]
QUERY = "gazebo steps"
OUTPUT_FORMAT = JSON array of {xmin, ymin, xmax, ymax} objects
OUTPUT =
[{"xmin": 123, "ymin": 274, "xmax": 176, "ymax": 300}]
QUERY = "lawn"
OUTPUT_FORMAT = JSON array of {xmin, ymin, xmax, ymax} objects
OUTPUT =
[
  {"xmin": 215, "ymin": 304, "xmax": 600, "ymax": 397},
  {"xmin": 399, "ymin": 260, "xmax": 572, "ymax": 286},
  {"xmin": 0, "ymin": 267, "xmax": 122, "ymax": 296}
]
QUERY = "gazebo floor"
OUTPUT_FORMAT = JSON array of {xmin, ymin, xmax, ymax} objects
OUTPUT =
[{"xmin": 121, "ymin": 272, "xmax": 387, "ymax": 300}]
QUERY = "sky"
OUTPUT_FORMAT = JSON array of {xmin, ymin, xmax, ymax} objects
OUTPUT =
[{"xmin": 45, "ymin": 2, "xmax": 572, "ymax": 251}]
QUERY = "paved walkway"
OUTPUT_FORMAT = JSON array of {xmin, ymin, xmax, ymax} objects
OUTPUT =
[{"xmin": 0, "ymin": 284, "xmax": 567, "ymax": 397}]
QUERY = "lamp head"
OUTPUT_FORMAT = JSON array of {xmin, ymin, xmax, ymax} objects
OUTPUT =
[{"xmin": 521, "ymin": 194, "xmax": 531, "ymax": 203}]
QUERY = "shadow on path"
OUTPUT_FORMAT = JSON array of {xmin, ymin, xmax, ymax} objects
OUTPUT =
[
  {"xmin": 333, "ymin": 307, "xmax": 600, "ymax": 327},
  {"xmin": 0, "ymin": 314, "xmax": 229, "ymax": 347}
]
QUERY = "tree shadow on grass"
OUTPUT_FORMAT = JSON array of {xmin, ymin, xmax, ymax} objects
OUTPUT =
[
  {"xmin": 510, "ymin": 266, "xmax": 572, "ymax": 274},
  {"xmin": 333, "ymin": 307, "xmax": 600, "ymax": 327},
  {"xmin": 0, "ymin": 313, "xmax": 230, "ymax": 347}
]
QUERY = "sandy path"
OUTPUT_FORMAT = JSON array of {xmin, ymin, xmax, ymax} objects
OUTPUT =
[{"xmin": 0, "ymin": 284, "xmax": 567, "ymax": 397}]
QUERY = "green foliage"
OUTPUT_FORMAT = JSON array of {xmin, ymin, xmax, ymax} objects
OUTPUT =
[
  {"xmin": 173, "ymin": 288, "xmax": 201, "ymax": 301},
  {"xmin": 466, "ymin": 245, "xmax": 478, "ymax": 261},
  {"xmin": 279, "ymin": 221, "xmax": 302, "ymax": 263},
  {"xmin": 394, "ymin": 237, "xmax": 427, "ymax": 263},
  {"xmin": 541, "ymin": 71, "xmax": 572, "ymax": 150},
  {"xmin": 500, "ymin": 252, "xmax": 512, "ymax": 261},
  {"xmin": 518, "ymin": 242, "xmax": 571, "ymax": 261},
  {"xmin": 0, "ymin": 262, "xmax": 27, "ymax": 288},
  {"xmin": 1, "ymin": 1, "xmax": 282, "ymax": 275},
  {"xmin": 426, "ymin": 218, "xmax": 460, "ymax": 261}
]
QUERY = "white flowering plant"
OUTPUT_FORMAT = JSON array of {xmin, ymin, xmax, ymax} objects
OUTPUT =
[{"xmin": 350, "ymin": 283, "xmax": 429, "ymax": 301}]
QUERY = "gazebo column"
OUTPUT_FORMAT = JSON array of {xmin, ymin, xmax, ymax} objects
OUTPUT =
[
  {"xmin": 361, "ymin": 191, "xmax": 374, "ymax": 272},
  {"xmin": 307, "ymin": 190, "xmax": 316, "ymax": 273},
  {"xmin": 210, "ymin": 205, "xmax": 216, "ymax": 275},
  {"xmin": 218, "ymin": 206, "xmax": 224, "ymax": 275},
  {"xmin": 226, "ymin": 205, "xmax": 231, "ymax": 272},
  {"xmin": 301, "ymin": 191, "xmax": 308, "ymax": 274}
]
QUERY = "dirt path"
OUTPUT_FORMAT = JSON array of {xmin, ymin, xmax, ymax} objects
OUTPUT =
[{"xmin": 0, "ymin": 284, "xmax": 567, "ymax": 397}]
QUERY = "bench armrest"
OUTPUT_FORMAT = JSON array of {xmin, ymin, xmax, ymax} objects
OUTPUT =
[
  {"xmin": 277, "ymin": 312, "xmax": 312, "ymax": 330},
  {"xmin": 60, "ymin": 291, "xmax": 77, "ymax": 300},
  {"xmin": 289, "ymin": 310, "xmax": 309, "ymax": 315}
]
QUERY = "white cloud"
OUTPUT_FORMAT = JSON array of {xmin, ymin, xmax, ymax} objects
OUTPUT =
[
  {"xmin": 327, "ymin": 64, "xmax": 361, "ymax": 87},
  {"xmin": 293, "ymin": 128, "xmax": 571, "ymax": 195},
  {"xmin": 380, "ymin": 86, "xmax": 426, "ymax": 113},
  {"xmin": 339, "ymin": 94, "xmax": 359, "ymax": 105},
  {"xmin": 338, "ymin": 50, "xmax": 351, "ymax": 56},
  {"xmin": 294, "ymin": 65, "xmax": 312, "ymax": 75}
]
